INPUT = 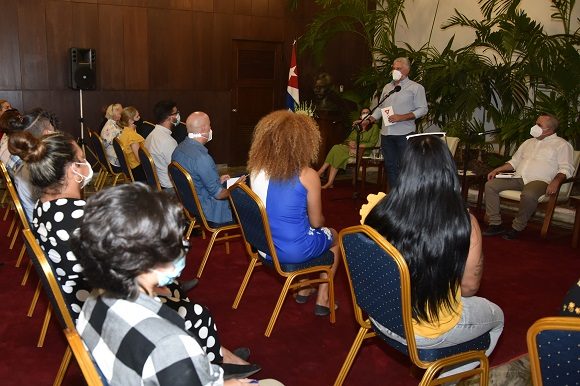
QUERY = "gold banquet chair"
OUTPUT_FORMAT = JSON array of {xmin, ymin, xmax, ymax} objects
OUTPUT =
[
  {"xmin": 0, "ymin": 161, "xmax": 27, "ymax": 263},
  {"xmin": 22, "ymin": 229, "xmax": 104, "ymax": 386},
  {"xmin": 335, "ymin": 225, "xmax": 490, "ymax": 386},
  {"xmin": 527, "ymin": 316, "xmax": 580, "ymax": 386},
  {"xmin": 168, "ymin": 161, "xmax": 240, "ymax": 277},
  {"xmin": 88, "ymin": 130, "xmax": 124, "ymax": 191},
  {"xmin": 229, "ymin": 183, "xmax": 336, "ymax": 337},
  {"xmin": 137, "ymin": 143, "xmax": 162, "ymax": 191},
  {"xmin": 498, "ymin": 150, "xmax": 580, "ymax": 238}
]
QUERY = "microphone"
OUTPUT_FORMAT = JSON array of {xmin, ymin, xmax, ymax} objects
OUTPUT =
[
  {"xmin": 384, "ymin": 85, "xmax": 402, "ymax": 99},
  {"xmin": 477, "ymin": 129, "xmax": 502, "ymax": 136}
]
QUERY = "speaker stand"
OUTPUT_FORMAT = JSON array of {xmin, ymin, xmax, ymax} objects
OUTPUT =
[{"xmin": 78, "ymin": 89, "xmax": 86, "ymax": 153}]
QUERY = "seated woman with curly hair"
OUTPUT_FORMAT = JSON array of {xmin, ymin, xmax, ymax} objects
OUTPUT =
[
  {"xmin": 247, "ymin": 110, "xmax": 340, "ymax": 316},
  {"xmin": 72, "ymin": 183, "xmax": 266, "ymax": 385},
  {"xmin": 361, "ymin": 134, "xmax": 504, "ymax": 377}
]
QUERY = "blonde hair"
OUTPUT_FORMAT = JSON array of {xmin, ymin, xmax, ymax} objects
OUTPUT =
[
  {"xmin": 247, "ymin": 110, "xmax": 320, "ymax": 180},
  {"xmin": 119, "ymin": 106, "xmax": 139, "ymax": 128},
  {"xmin": 105, "ymin": 103, "xmax": 122, "ymax": 120}
]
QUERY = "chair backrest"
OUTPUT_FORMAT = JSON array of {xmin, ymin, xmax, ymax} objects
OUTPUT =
[
  {"xmin": 168, "ymin": 161, "xmax": 205, "ymax": 226},
  {"xmin": 88, "ymin": 131, "xmax": 114, "ymax": 174},
  {"xmin": 64, "ymin": 328, "xmax": 106, "ymax": 386},
  {"xmin": 137, "ymin": 120, "xmax": 156, "ymax": 139},
  {"xmin": 0, "ymin": 161, "xmax": 30, "ymax": 230},
  {"xmin": 557, "ymin": 150, "xmax": 580, "ymax": 200},
  {"xmin": 112, "ymin": 137, "xmax": 134, "ymax": 182},
  {"xmin": 228, "ymin": 183, "xmax": 285, "ymax": 274},
  {"xmin": 446, "ymin": 136, "xmax": 460, "ymax": 156},
  {"xmin": 339, "ymin": 225, "xmax": 423, "ymax": 364},
  {"xmin": 137, "ymin": 143, "xmax": 161, "ymax": 191},
  {"xmin": 22, "ymin": 228, "xmax": 76, "ymax": 330},
  {"xmin": 527, "ymin": 316, "xmax": 580, "ymax": 386}
]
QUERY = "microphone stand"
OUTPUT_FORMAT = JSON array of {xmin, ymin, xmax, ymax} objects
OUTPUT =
[{"xmin": 352, "ymin": 86, "xmax": 401, "ymax": 199}]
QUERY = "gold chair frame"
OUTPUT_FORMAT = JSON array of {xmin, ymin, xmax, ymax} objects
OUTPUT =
[
  {"xmin": 168, "ymin": 161, "xmax": 240, "ymax": 277},
  {"xmin": 23, "ymin": 229, "xmax": 104, "ymax": 386},
  {"xmin": 527, "ymin": 316, "xmax": 580, "ymax": 386},
  {"xmin": 113, "ymin": 137, "xmax": 135, "ymax": 183},
  {"xmin": 138, "ymin": 143, "xmax": 162, "ymax": 191},
  {"xmin": 335, "ymin": 225, "xmax": 489, "ymax": 386},
  {"xmin": 229, "ymin": 183, "xmax": 336, "ymax": 337},
  {"xmin": 88, "ymin": 130, "xmax": 124, "ymax": 191}
]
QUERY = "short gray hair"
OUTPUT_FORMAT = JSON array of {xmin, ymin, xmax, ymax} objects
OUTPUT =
[{"xmin": 393, "ymin": 57, "xmax": 411, "ymax": 69}]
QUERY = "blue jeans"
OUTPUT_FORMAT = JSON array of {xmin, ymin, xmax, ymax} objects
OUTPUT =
[
  {"xmin": 381, "ymin": 134, "xmax": 410, "ymax": 188},
  {"xmin": 371, "ymin": 296, "xmax": 504, "ymax": 377}
]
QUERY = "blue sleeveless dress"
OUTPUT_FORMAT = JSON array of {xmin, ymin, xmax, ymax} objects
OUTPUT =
[{"xmin": 252, "ymin": 172, "xmax": 333, "ymax": 264}]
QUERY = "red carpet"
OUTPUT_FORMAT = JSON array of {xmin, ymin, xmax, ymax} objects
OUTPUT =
[{"xmin": 1, "ymin": 181, "xmax": 578, "ymax": 385}]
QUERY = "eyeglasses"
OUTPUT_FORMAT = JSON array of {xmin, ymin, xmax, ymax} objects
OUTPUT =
[{"xmin": 170, "ymin": 111, "xmax": 180, "ymax": 116}]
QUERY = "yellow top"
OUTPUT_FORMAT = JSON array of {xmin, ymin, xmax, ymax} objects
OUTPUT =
[
  {"xmin": 117, "ymin": 127, "xmax": 145, "ymax": 169},
  {"xmin": 360, "ymin": 192, "xmax": 463, "ymax": 338}
]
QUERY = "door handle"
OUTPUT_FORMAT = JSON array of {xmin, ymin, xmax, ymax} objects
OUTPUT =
[{"xmin": 231, "ymin": 108, "xmax": 238, "ymax": 113}]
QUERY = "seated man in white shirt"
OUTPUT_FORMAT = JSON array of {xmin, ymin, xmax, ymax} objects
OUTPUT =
[
  {"xmin": 144, "ymin": 100, "xmax": 180, "ymax": 189},
  {"xmin": 483, "ymin": 114, "xmax": 574, "ymax": 240}
]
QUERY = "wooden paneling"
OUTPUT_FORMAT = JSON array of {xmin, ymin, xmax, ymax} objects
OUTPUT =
[
  {"xmin": 233, "ymin": 15, "xmax": 284, "ymax": 41},
  {"xmin": 191, "ymin": 12, "xmax": 214, "ymax": 90},
  {"xmin": 191, "ymin": 0, "xmax": 213, "ymax": 12},
  {"xmin": 98, "ymin": 5, "xmax": 125, "ymax": 89},
  {"xmin": 46, "ymin": 1, "xmax": 74, "ymax": 89},
  {"xmin": 213, "ymin": 0, "xmax": 233, "ymax": 13},
  {"xmin": 269, "ymin": 0, "xmax": 286, "ymax": 17},
  {"xmin": 147, "ymin": 0, "xmax": 192, "ymax": 10},
  {"xmin": 211, "ymin": 13, "xmax": 233, "ymax": 90},
  {"xmin": 235, "ymin": 0, "xmax": 252, "ymax": 14},
  {"xmin": 123, "ymin": 7, "xmax": 149, "ymax": 89},
  {"xmin": 17, "ymin": 0, "xmax": 49, "ymax": 90},
  {"xmin": 0, "ymin": 0, "xmax": 21, "ymax": 90},
  {"xmin": 252, "ymin": 0, "xmax": 269, "ymax": 17},
  {"xmin": 148, "ymin": 9, "xmax": 194, "ymax": 90}
]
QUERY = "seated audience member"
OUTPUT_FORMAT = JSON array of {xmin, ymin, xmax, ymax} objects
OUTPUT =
[
  {"xmin": 11, "ymin": 133, "xmax": 253, "ymax": 374},
  {"xmin": 247, "ymin": 110, "xmax": 340, "ymax": 316},
  {"xmin": 172, "ymin": 111, "xmax": 236, "ymax": 225},
  {"xmin": 483, "ymin": 114, "xmax": 574, "ymax": 240},
  {"xmin": 0, "ymin": 109, "xmax": 22, "ymax": 165},
  {"xmin": 117, "ymin": 106, "xmax": 147, "ymax": 182},
  {"xmin": 73, "ymin": 184, "xmax": 268, "ymax": 384},
  {"xmin": 0, "ymin": 99, "xmax": 12, "ymax": 121},
  {"xmin": 145, "ymin": 100, "xmax": 180, "ymax": 189},
  {"xmin": 362, "ymin": 134, "xmax": 504, "ymax": 377},
  {"xmin": 317, "ymin": 107, "xmax": 380, "ymax": 189},
  {"xmin": 100, "ymin": 103, "xmax": 123, "ymax": 168},
  {"xmin": 7, "ymin": 109, "xmax": 57, "ymax": 221},
  {"xmin": 561, "ymin": 278, "xmax": 580, "ymax": 317}
]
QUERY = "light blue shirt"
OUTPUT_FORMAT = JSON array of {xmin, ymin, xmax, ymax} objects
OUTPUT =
[
  {"xmin": 371, "ymin": 77, "xmax": 428, "ymax": 136},
  {"xmin": 171, "ymin": 138, "xmax": 232, "ymax": 224}
]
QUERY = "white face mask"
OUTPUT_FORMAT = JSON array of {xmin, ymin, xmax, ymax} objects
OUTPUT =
[
  {"xmin": 392, "ymin": 69, "xmax": 403, "ymax": 81},
  {"xmin": 188, "ymin": 129, "xmax": 212, "ymax": 143},
  {"xmin": 530, "ymin": 124, "xmax": 543, "ymax": 138},
  {"xmin": 172, "ymin": 113, "xmax": 181, "ymax": 127},
  {"xmin": 72, "ymin": 161, "xmax": 94, "ymax": 189}
]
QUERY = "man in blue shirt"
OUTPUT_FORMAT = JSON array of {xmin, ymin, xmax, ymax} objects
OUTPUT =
[
  {"xmin": 358, "ymin": 57, "xmax": 428, "ymax": 187},
  {"xmin": 172, "ymin": 111, "xmax": 233, "ymax": 225}
]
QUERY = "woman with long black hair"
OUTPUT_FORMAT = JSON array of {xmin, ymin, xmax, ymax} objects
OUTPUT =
[{"xmin": 362, "ymin": 134, "xmax": 504, "ymax": 375}]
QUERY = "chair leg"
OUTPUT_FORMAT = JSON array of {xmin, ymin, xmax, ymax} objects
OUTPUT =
[
  {"xmin": 328, "ymin": 275, "xmax": 336, "ymax": 324},
  {"xmin": 3, "ymin": 202, "xmax": 11, "ymax": 221},
  {"xmin": 232, "ymin": 258, "xmax": 258, "ymax": 309},
  {"xmin": 53, "ymin": 346, "xmax": 72, "ymax": 386},
  {"xmin": 419, "ymin": 350, "xmax": 489, "ymax": 386},
  {"xmin": 196, "ymin": 232, "xmax": 218, "ymax": 278},
  {"xmin": 37, "ymin": 306, "xmax": 52, "ymax": 348},
  {"xmin": 185, "ymin": 221, "xmax": 195, "ymax": 240},
  {"xmin": 333, "ymin": 326, "xmax": 370, "ymax": 386},
  {"xmin": 15, "ymin": 243, "xmax": 25, "ymax": 267},
  {"xmin": 225, "ymin": 233, "xmax": 230, "ymax": 254},
  {"xmin": 21, "ymin": 259, "xmax": 33, "ymax": 286},
  {"xmin": 540, "ymin": 200, "xmax": 558, "ymax": 238},
  {"xmin": 28, "ymin": 280, "xmax": 42, "ymax": 317},
  {"xmin": 265, "ymin": 277, "xmax": 294, "ymax": 337},
  {"xmin": 8, "ymin": 215, "xmax": 16, "ymax": 238},
  {"xmin": 9, "ymin": 223, "xmax": 20, "ymax": 249}
]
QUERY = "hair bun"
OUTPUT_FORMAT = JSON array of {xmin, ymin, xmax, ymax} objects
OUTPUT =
[{"xmin": 7, "ymin": 131, "xmax": 46, "ymax": 163}]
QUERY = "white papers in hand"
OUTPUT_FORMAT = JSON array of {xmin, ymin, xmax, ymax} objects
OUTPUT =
[
  {"xmin": 381, "ymin": 106, "xmax": 395, "ymax": 126},
  {"xmin": 496, "ymin": 173, "xmax": 515, "ymax": 179},
  {"xmin": 226, "ymin": 176, "xmax": 242, "ymax": 188}
]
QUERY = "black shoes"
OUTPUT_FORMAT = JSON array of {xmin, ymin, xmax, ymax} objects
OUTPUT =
[
  {"xmin": 482, "ymin": 225, "xmax": 505, "ymax": 236},
  {"xmin": 232, "ymin": 347, "xmax": 251, "ymax": 362},
  {"xmin": 220, "ymin": 363, "xmax": 262, "ymax": 380},
  {"xmin": 502, "ymin": 228, "xmax": 521, "ymax": 240},
  {"xmin": 180, "ymin": 278, "xmax": 199, "ymax": 292}
]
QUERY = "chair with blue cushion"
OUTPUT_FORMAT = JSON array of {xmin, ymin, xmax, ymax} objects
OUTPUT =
[
  {"xmin": 22, "ymin": 229, "xmax": 105, "ymax": 386},
  {"xmin": 112, "ymin": 137, "xmax": 134, "ymax": 182},
  {"xmin": 335, "ymin": 225, "xmax": 490, "ymax": 386},
  {"xmin": 527, "ymin": 316, "xmax": 580, "ymax": 386},
  {"xmin": 228, "ymin": 182, "xmax": 336, "ymax": 337},
  {"xmin": 168, "ymin": 161, "xmax": 240, "ymax": 277},
  {"xmin": 137, "ymin": 143, "xmax": 162, "ymax": 191}
]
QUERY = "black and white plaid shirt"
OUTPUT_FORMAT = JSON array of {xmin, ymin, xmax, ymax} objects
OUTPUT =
[{"xmin": 77, "ymin": 292, "xmax": 223, "ymax": 385}]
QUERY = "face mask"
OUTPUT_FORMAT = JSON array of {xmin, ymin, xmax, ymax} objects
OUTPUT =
[
  {"xmin": 188, "ymin": 130, "xmax": 212, "ymax": 142},
  {"xmin": 173, "ymin": 113, "xmax": 181, "ymax": 127},
  {"xmin": 154, "ymin": 255, "xmax": 186, "ymax": 287},
  {"xmin": 530, "ymin": 124, "xmax": 543, "ymax": 138},
  {"xmin": 72, "ymin": 161, "xmax": 94, "ymax": 189},
  {"xmin": 206, "ymin": 129, "xmax": 213, "ymax": 143},
  {"xmin": 392, "ymin": 69, "xmax": 403, "ymax": 81},
  {"xmin": 360, "ymin": 113, "xmax": 370, "ymax": 121}
]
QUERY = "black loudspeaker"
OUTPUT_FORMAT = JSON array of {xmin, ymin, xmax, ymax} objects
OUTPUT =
[{"xmin": 70, "ymin": 48, "xmax": 96, "ymax": 90}]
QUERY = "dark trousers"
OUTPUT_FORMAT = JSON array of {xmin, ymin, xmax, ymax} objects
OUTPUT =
[{"xmin": 381, "ymin": 134, "xmax": 410, "ymax": 188}]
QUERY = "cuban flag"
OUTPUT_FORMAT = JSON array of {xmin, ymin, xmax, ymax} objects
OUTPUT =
[{"xmin": 286, "ymin": 41, "xmax": 299, "ymax": 111}]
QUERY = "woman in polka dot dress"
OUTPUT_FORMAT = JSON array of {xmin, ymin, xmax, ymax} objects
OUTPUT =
[{"xmin": 9, "ymin": 131, "xmax": 251, "ymax": 368}]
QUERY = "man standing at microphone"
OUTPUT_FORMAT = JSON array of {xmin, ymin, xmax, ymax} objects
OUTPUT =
[{"xmin": 357, "ymin": 57, "xmax": 428, "ymax": 187}]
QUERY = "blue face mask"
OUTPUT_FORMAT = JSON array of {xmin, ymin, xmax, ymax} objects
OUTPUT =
[{"xmin": 154, "ymin": 255, "xmax": 186, "ymax": 287}]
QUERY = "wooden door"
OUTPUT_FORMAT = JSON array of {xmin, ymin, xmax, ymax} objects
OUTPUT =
[{"xmin": 231, "ymin": 40, "xmax": 283, "ymax": 166}]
